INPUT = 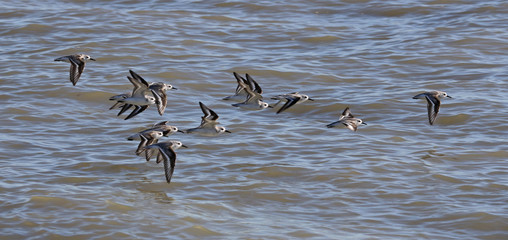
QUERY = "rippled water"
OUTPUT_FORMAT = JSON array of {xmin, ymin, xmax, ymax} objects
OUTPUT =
[{"xmin": 1, "ymin": 0, "xmax": 507, "ymax": 239}]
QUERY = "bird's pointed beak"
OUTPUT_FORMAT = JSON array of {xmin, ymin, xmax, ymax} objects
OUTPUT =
[
  {"xmin": 181, "ymin": 144, "xmax": 188, "ymax": 148},
  {"xmin": 90, "ymin": 58, "xmax": 96, "ymax": 61},
  {"xmin": 225, "ymin": 130, "xmax": 232, "ymax": 133},
  {"xmin": 177, "ymin": 130, "xmax": 185, "ymax": 133},
  {"xmin": 172, "ymin": 87, "xmax": 178, "ymax": 90},
  {"xmin": 308, "ymin": 98, "xmax": 315, "ymax": 101},
  {"xmin": 268, "ymin": 105, "xmax": 274, "ymax": 108},
  {"xmin": 447, "ymin": 95, "xmax": 452, "ymax": 98},
  {"xmin": 362, "ymin": 122, "xmax": 367, "ymax": 125}
]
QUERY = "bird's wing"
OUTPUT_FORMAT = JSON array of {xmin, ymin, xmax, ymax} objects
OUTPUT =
[
  {"xmin": 68, "ymin": 56, "xmax": 83, "ymax": 86},
  {"xmin": 343, "ymin": 121, "xmax": 358, "ymax": 131},
  {"xmin": 246, "ymin": 74, "xmax": 263, "ymax": 94},
  {"xmin": 125, "ymin": 105, "xmax": 148, "ymax": 120},
  {"xmin": 425, "ymin": 95, "xmax": 440, "ymax": 125},
  {"xmin": 340, "ymin": 107, "xmax": 354, "ymax": 120},
  {"xmin": 159, "ymin": 145, "xmax": 177, "ymax": 183},
  {"xmin": 276, "ymin": 96, "xmax": 300, "ymax": 114},
  {"xmin": 199, "ymin": 102, "xmax": 219, "ymax": 120},
  {"xmin": 233, "ymin": 72, "xmax": 249, "ymax": 94},
  {"xmin": 117, "ymin": 104, "xmax": 133, "ymax": 116}
]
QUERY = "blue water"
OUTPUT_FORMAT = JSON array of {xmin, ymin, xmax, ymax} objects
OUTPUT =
[{"xmin": 0, "ymin": 0, "xmax": 507, "ymax": 239}]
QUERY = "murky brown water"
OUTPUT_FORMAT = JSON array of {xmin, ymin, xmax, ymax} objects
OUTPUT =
[{"xmin": 1, "ymin": 0, "xmax": 507, "ymax": 239}]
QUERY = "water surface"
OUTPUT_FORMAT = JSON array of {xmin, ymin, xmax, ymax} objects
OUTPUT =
[{"xmin": 1, "ymin": 0, "xmax": 507, "ymax": 239}]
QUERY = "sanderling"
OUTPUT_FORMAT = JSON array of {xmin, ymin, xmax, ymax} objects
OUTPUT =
[
  {"xmin": 151, "ymin": 121, "xmax": 183, "ymax": 136},
  {"xmin": 109, "ymin": 93, "xmax": 131, "ymax": 110},
  {"xmin": 127, "ymin": 70, "xmax": 176, "ymax": 116},
  {"xmin": 114, "ymin": 70, "xmax": 154, "ymax": 119},
  {"xmin": 231, "ymin": 74, "xmax": 271, "ymax": 110},
  {"xmin": 183, "ymin": 102, "xmax": 231, "ymax": 136},
  {"xmin": 118, "ymin": 89, "xmax": 160, "ymax": 120},
  {"xmin": 127, "ymin": 121, "xmax": 181, "ymax": 141},
  {"xmin": 223, "ymin": 72, "xmax": 250, "ymax": 101},
  {"xmin": 245, "ymin": 73, "xmax": 263, "ymax": 95},
  {"xmin": 326, "ymin": 107, "xmax": 367, "ymax": 131},
  {"xmin": 114, "ymin": 70, "xmax": 169, "ymax": 120},
  {"xmin": 271, "ymin": 92, "xmax": 314, "ymax": 114},
  {"xmin": 135, "ymin": 129, "xmax": 164, "ymax": 156},
  {"xmin": 54, "ymin": 54, "xmax": 95, "ymax": 86},
  {"xmin": 413, "ymin": 91, "xmax": 452, "ymax": 125},
  {"xmin": 148, "ymin": 82, "xmax": 177, "ymax": 115},
  {"xmin": 143, "ymin": 140, "xmax": 187, "ymax": 184}
]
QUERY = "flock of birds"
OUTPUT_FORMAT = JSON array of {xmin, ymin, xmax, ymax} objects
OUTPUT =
[{"xmin": 54, "ymin": 54, "xmax": 453, "ymax": 184}]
